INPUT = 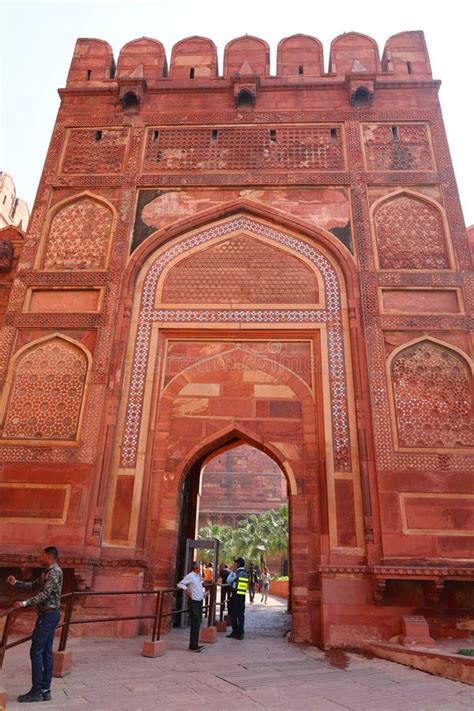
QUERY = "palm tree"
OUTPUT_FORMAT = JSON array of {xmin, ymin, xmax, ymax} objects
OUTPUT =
[
  {"xmin": 233, "ymin": 514, "xmax": 268, "ymax": 566},
  {"xmin": 198, "ymin": 505, "xmax": 289, "ymax": 568},
  {"xmin": 260, "ymin": 505, "xmax": 288, "ymax": 557},
  {"xmin": 197, "ymin": 521, "xmax": 236, "ymax": 563}
]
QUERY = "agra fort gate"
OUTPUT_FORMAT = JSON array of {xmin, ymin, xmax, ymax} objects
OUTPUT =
[{"xmin": 0, "ymin": 31, "xmax": 472, "ymax": 647}]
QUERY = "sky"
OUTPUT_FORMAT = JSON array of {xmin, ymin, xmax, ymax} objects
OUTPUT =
[{"xmin": 1, "ymin": 0, "xmax": 473, "ymax": 226}]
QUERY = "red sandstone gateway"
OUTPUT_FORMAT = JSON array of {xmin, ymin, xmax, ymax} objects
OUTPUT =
[{"xmin": 0, "ymin": 31, "xmax": 473, "ymax": 648}]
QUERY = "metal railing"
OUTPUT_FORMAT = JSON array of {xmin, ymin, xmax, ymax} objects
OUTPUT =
[{"xmin": 0, "ymin": 583, "xmax": 223, "ymax": 669}]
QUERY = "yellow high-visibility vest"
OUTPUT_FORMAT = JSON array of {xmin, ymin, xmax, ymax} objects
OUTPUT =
[{"xmin": 236, "ymin": 575, "xmax": 248, "ymax": 595}]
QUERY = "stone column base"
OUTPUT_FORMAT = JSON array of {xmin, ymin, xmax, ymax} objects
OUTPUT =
[
  {"xmin": 142, "ymin": 640, "xmax": 166, "ymax": 657},
  {"xmin": 216, "ymin": 620, "xmax": 227, "ymax": 632},
  {"xmin": 200, "ymin": 626, "xmax": 217, "ymax": 643},
  {"xmin": 53, "ymin": 651, "xmax": 73, "ymax": 677}
]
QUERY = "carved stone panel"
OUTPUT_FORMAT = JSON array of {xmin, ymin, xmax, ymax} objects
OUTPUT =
[
  {"xmin": 391, "ymin": 340, "xmax": 473, "ymax": 448},
  {"xmin": 2, "ymin": 338, "xmax": 87, "ymax": 441}
]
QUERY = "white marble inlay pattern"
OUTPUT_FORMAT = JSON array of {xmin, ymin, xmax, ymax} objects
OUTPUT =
[{"xmin": 120, "ymin": 217, "xmax": 350, "ymax": 470}]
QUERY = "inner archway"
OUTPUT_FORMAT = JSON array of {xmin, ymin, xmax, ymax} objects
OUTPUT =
[{"xmin": 177, "ymin": 439, "xmax": 290, "ymax": 636}]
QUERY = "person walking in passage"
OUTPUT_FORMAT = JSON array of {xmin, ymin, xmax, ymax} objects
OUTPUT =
[
  {"xmin": 226, "ymin": 557, "xmax": 248, "ymax": 640},
  {"xmin": 260, "ymin": 567, "xmax": 271, "ymax": 604},
  {"xmin": 177, "ymin": 560, "xmax": 205, "ymax": 652},
  {"xmin": 203, "ymin": 562, "xmax": 213, "ymax": 584},
  {"xmin": 7, "ymin": 546, "xmax": 63, "ymax": 704},
  {"xmin": 219, "ymin": 563, "xmax": 231, "ymax": 604},
  {"xmin": 247, "ymin": 563, "xmax": 259, "ymax": 604}
]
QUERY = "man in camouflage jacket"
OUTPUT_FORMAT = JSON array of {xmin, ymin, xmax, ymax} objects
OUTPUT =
[{"xmin": 8, "ymin": 546, "xmax": 63, "ymax": 703}]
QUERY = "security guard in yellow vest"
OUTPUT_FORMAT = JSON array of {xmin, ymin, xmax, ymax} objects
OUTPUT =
[{"xmin": 226, "ymin": 557, "xmax": 248, "ymax": 640}]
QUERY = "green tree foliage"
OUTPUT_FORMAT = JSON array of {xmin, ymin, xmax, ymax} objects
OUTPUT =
[
  {"xmin": 197, "ymin": 522, "xmax": 236, "ymax": 563},
  {"xmin": 198, "ymin": 505, "xmax": 288, "ymax": 566}
]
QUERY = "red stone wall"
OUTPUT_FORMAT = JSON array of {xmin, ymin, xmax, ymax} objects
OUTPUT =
[
  {"xmin": 198, "ymin": 444, "xmax": 287, "ymax": 527},
  {"xmin": 0, "ymin": 30, "xmax": 473, "ymax": 647}
]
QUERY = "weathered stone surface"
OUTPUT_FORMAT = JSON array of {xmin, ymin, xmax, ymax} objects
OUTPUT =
[{"xmin": 0, "ymin": 31, "xmax": 472, "ymax": 651}]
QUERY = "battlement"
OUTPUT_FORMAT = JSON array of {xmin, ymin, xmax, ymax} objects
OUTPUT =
[{"xmin": 66, "ymin": 31, "xmax": 432, "ymax": 88}]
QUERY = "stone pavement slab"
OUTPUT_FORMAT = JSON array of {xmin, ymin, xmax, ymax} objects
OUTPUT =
[{"xmin": 1, "ymin": 596, "xmax": 472, "ymax": 710}]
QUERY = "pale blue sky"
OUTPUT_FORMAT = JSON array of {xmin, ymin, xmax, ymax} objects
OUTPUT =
[{"xmin": 1, "ymin": 0, "xmax": 473, "ymax": 225}]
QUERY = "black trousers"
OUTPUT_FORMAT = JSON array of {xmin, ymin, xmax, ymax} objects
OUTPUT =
[
  {"xmin": 188, "ymin": 598, "xmax": 203, "ymax": 649},
  {"xmin": 229, "ymin": 594, "xmax": 245, "ymax": 636}
]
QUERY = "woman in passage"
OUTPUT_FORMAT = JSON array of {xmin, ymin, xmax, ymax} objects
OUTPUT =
[{"xmin": 260, "ymin": 567, "xmax": 271, "ymax": 604}]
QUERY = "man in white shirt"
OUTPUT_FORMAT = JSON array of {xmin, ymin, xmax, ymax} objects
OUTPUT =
[{"xmin": 177, "ymin": 560, "xmax": 205, "ymax": 652}]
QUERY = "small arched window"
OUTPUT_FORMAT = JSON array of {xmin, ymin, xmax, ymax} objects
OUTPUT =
[
  {"xmin": 236, "ymin": 89, "xmax": 254, "ymax": 109},
  {"xmin": 352, "ymin": 87, "xmax": 370, "ymax": 107},
  {"xmin": 122, "ymin": 91, "xmax": 139, "ymax": 109}
]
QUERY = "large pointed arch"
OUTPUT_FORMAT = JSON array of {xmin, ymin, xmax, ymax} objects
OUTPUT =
[
  {"xmin": 103, "ymin": 205, "xmax": 367, "ymax": 630},
  {"xmin": 119, "ymin": 211, "xmax": 353, "ymax": 474}
]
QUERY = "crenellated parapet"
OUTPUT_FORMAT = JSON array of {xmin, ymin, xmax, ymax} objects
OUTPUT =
[{"xmin": 66, "ymin": 31, "xmax": 432, "ymax": 88}]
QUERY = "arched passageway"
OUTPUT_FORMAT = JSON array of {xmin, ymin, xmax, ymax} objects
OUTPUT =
[
  {"xmin": 103, "ymin": 210, "xmax": 365, "ymax": 645},
  {"xmin": 178, "ymin": 441, "xmax": 290, "ymax": 633}
]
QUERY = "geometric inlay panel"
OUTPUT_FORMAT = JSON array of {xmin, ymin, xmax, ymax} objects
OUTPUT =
[
  {"xmin": 161, "ymin": 235, "xmax": 320, "ymax": 304},
  {"xmin": 143, "ymin": 125, "xmax": 345, "ymax": 172},
  {"xmin": 374, "ymin": 195, "xmax": 449, "ymax": 270},
  {"xmin": 2, "ymin": 338, "xmax": 87, "ymax": 440},
  {"xmin": 42, "ymin": 197, "xmax": 113, "ymax": 270},
  {"xmin": 61, "ymin": 129, "xmax": 128, "ymax": 174},
  {"xmin": 363, "ymin": 123, "xmax": 434, "ymax": 171},
  {"xmin": 392, "ymin": 341, "xmax": 474, "ymax": 448}
]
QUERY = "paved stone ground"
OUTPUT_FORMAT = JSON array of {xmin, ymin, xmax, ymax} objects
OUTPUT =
[{"xmin": 2, "ymin": 596, "xmax": 473, "ymax": 710}]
